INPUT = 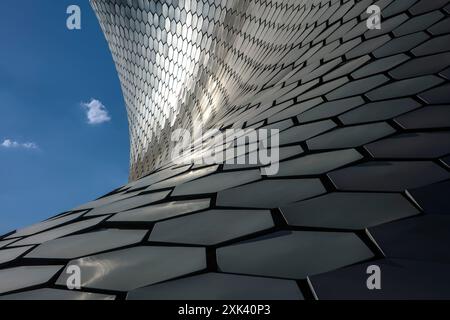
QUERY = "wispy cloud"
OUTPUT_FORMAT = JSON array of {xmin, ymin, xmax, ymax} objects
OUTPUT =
[
  {"xmin": 81, "ymin": 99, "xmax": 111, "ymax": 125},
  {"xmin": 1, "ymin": 139, "xmax": 38, "ymax": 150}
]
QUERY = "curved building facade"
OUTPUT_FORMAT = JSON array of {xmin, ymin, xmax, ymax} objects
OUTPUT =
[
  {"xmin": 91, "ymin": 0, "xmax": 326, "ymax": 181},
  {"xmin": 0, "ymin": 0, "xmax": 450, "ymax": 300}
]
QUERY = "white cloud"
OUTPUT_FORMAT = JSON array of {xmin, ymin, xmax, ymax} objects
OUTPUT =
[
  {"xmin": 81, "ymin": 99, "xmax": 111, "ymax": 125},
  {"xmin": 1, "ymin": 139, "xmax": 38, "ymax": 150}
]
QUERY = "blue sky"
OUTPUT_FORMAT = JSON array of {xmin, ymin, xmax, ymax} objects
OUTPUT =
[{"xmin": 0, "ymin": 0, "xmax": 130, "ymax": 235}]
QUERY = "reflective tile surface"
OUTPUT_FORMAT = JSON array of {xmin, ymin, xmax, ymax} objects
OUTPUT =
[{"xmin": 1, "ymin": 0, "xmax": 449, "ymax": 300}]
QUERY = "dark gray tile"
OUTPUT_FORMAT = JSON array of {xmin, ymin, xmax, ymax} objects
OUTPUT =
[
  {"xmin": 310, "ymin": 258, "xmax": 450, "ymax": 300},
  {"xmin": 0, "ymin": 266, "xmax": 63, "ymax": 294},
  {"xmin": 145, "ymin": 165, "xmax": 219, "ymax": 191},
  {"xmin": 442, "ymin": 155, "xmax": 450, "ymax": 168},
  {"xmin": 172, "ymin": 170, "xmax": 261, "ymax": 196},
  {"xmin": 271, "ymin": 149, "xmax": 363, "ymax": 177},
  {"xmin": 395, "ymin": 105, "xmax": 450, "ymax": 129},
  {"xmin": 393, "ymin": 11, "xmax": 444, "ymax": 36},
  {"xmin": 298, "ymin": 97, "xmax": 364, "ymax": 123},
  {"xmin": 370, "ymin": 215, "xmax": 450, "ymax": 264},
  {"xmin": 0, "ymin": 239, "xmax": 18, "ymax": 248},
  {"xmin": 11, "ymin": 216, "xmax": 106, "ymax": 246},
  {"xmin": 307, "ymin": 123, "xmax": 395, "ymax": 150},
  {"xmin": 419, "ymin": 84, "xmax": 450, "ymax": 104},
  {"xmin": 247, "ymin": 100, "xmax": 299, "ymax": 126},
  {"xmin": 0, "ymin": 239, "xmax": 16, "ymax": 249},
  {"xmin": 268, "ymin": 95, "xmax": 324, "ymax": 123},
  {"xmin": 150, "ymin": 209, "xmax": 274, "ymax": 245},
  {"xmin": 85, "ymin": 191, "xmax": 171, "ymax": 217},
  {"xmin": 25, "ymin": 229, "xmax": 147, "ymax": 259},
  {"xmin": 0, "ymin": 246, "xmax": 33, "ymax": 265},
  {"xmin": 109, "ymin": 199, "xmax": 211, "ymax": 223},
  {"xmin": 344, "ymin": 0, "xmax": 373, "ymax": 21},
  {"xmin": 428, "ymin": 17, "xmax": 450, "ymax": 35},
  {"xmin": 408, "ymin": 180, "xmax": 450, "ymax": 216},
  {"xmin": 410, "ymin": 0, "xmax": 450, "ymax": 15},
  {"xmin": 326, "ymin": 75, "xmax": 389, "ymax": 100},
  {"xmin": 128, "ymin": 165, "xmax": 191, "ymax": 191},
  {"xmin": 328, "ymin": 161, "xmax": 450, "ymax": 192},
  {"xmin": 328, "ymin": 38, "xmax": 362, "ymax": 60},
  {"xmin": 322, "ymin": 56, "xmax": 370, "ymax": 82},
  {"xmin": 364, "ymin": 13, "xmax": 408, "ymax": 39},
  {"xmin": 259, "ymin": 119, "xmax": 294, "ymax": 132},
  {"xmin": 279, "ymin": 120, "xmax": 336, "ymax": 145},
  {"xmin": 216, "ymin": 179, "xmax": 326, "ymax": 209},
  {"xmin": 127, "ymin": 273, "xmax": 303, "ymax": 300},
  {"xmin": 217, "ymin": 231, "xmax": 374, "ymax": 279},
  {"xmin": 297, "ymin": 77, "xmax": 350, "ymax": 101},
  {"xmin": 56, "ymin": 246, "xmax": 206, "ymax": 292},
  {"xmin": 383, "ymin": 0, "xmax": 418, "ymax": 18},
  {"xmin": 73, "ymin": 191, "xmax": 141, "ymax": 211},
  {"xmin": 0, "ymin": 289, "xmax": 115, "ymax": 300},
  {"xmin": 374, "ymin": 32, "xmax": 429, "ymax": 58},
  {"xmin": 412, "ymin": 34, "xmax": 450, "ymax": 56},
  {"xmin": 389, "ymin": 52, "xmax": 450, "ymax": 79},
  {"xmin": 346, "ymin": 35, "xmax": 391, "ymax": 59},
  {"xmin": 223, "ymin": 145, "xmax": 304, "ymax": 171},
  {"xmin": 365, "ymin": 132, "xmax": 450, "ymax": 158},
  {"xmin": 277, "ymin": 80, "xmax": 320, "ymax": 105},
  {"xmin": 440, "ymin": 67, "xmax": 450, "ymax": 80},
  {"xmin": 5, "ymin": 211, "xmax": 86, "ymax": 239},
  {"xmin": 340, "ymin": 98, "xmax": 421, "ymax": 124},
  {"xmin": 367, "ymin": 76, "xmax": 444, "ymax": 101},
  {"xmin": 352, "ymin": 54, "xmax": 409, "ymax": 79}
]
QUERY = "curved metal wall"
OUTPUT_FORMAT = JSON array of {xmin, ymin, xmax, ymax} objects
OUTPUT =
[{"xmin": 91, "ymin": 0, "xmax": 354, "ymax": 180}]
